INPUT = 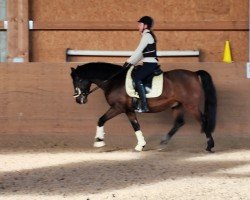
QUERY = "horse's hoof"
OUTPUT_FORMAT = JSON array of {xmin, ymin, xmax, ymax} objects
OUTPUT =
[
  {"xmin": 134, "ymin": 145, "xmax": 145, "ymax": 152},
  {"xmin": 206, "ymin": 147, "xmax": 215, "ymax": 153},
  {"xmin": 93, "ymin": 141, "xmax": 106, "ymax": 148},
  {"xmin": 160, "ymin": 140, "xmax": 168, "ymax": 145},
  {"xmin": 157, "ymin": 145, "xmax": 168, "ymax": 152}
]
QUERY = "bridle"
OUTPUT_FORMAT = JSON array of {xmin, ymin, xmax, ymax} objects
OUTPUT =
[{"xmin": 73, "ymin": 66, "xmax": 127, "ymax": 98}]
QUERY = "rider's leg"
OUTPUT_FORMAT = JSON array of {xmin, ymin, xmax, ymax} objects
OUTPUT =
[
  {"xmin": 135, "ymin": 81, "xmax": 149, "ymax": 112},
  {"xmin": 133, "ymin": 63, "xmax": 157, "ymax": 113}
]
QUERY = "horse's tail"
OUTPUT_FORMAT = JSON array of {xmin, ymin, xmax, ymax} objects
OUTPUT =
[{"xmin": 196, "ymin": 70, "xmax": 217, "ymax": 133}]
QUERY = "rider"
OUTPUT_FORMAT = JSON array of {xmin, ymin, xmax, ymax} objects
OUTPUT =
[{"xmin": 123, "ymin": 16, "xmax": 159, "ymax": 113}]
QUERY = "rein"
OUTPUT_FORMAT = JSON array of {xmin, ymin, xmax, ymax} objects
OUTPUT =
[{"xmin": 86, "ymin": 67, "xmax": 127, "ymax": 95}]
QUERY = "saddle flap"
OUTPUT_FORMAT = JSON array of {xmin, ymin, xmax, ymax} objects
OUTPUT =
[
  {"xmin": 142, "ymin": 67, "xmax": 163, "ymax": 91},
  {"xmin": 125, "ymin": 66, "xmax": 164, "ymax": 98}
]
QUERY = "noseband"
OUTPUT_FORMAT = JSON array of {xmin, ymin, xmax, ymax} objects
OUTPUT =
[
  {"xmin": 73, "ymin": 87, "xmax": 90, "ymax": 98},
  {"xmin": 73, "ymin": 87, "xmax": 82, "ymax": 97}
]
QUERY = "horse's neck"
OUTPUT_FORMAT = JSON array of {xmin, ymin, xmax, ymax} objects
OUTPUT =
[
  {"xmin": 92, "ymin": 79, "xmax": 106, "ymax": 88},
  {"xmin": 91, "ymin": 73, "xmax": 124, "ymax": 91},
  {"xmin": 79, "ymin": 63, "xmax": 124, "ymax": 90}
]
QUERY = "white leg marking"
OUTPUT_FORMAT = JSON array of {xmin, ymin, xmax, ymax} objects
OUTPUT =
[
  {"xmin": 134, "ymin": 130, "xmax": 146, "ymax": 151},
  {"xmin": 95, "ymin": 126, "xmax": 105, "ymax": 139},
  {"xmin": 93, "ymin": 126, "xmax": 106, "ymax": 148}
]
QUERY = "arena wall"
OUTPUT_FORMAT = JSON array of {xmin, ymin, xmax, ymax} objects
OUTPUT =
[
  {"xmin": 28, "ymin": 0, "xmax": 248, "ymax": 62},
  {"xmin": 0, "ymin": 62, "xmax": 249, "ymax": 136}
]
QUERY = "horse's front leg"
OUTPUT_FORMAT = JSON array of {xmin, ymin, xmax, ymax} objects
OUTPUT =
[
  {"xmin": 94, "ymin": 107, "xmax": 122, "ymax": 148},
  {"xmin": 126, "ymin": 111, "xmax": 146, "ymax": 151}
]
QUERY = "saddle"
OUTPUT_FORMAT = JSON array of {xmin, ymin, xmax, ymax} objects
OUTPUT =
[{"xmin": 125, "ymin": 66, "xmax": 164, "ymax": 98}]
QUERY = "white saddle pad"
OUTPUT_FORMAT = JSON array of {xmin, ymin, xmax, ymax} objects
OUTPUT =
[{"xmin": 125, "ymin": 66, "xmax": 164, "ymax": 98}]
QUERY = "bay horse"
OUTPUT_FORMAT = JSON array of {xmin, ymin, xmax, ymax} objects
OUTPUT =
[{"xmin": 70, "ymin": 62, "xmax": 217, "ymax": 152}]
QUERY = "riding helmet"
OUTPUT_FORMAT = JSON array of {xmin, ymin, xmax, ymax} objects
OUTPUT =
[{"xmin": 138, "ymin": 16, "xmax": 154, "ymax": 28}]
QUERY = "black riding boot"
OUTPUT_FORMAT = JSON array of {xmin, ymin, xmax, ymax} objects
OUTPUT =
[{"xmin": 135, "ymin": 82, "xmax": 149, "ymax": 113}]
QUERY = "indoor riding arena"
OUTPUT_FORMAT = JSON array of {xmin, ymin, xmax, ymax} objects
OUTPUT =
[{"xmin": 0, "ymin": 0, "xmax": 250, "ymax": 199}]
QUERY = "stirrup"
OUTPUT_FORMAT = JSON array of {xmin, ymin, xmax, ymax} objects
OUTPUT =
[
  {"xmin": 135, "ymin": 106, "xmax": 149, "ymax": 113},
  {"xmin": 134, "ymin": 100, "xmax": 149, "ymax": 113}
]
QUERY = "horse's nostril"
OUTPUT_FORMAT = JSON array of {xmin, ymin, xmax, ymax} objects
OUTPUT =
[
  {"xmin": 75, "ymin": 97, "xmax": 82, "ymax": 104},
  {"xmin": 83, "ymin": 98, "xmax": 88, "ymax": 104}
]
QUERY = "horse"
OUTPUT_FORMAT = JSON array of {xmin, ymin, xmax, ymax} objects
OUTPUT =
[{"xmin": 70, "ymin": 62, "xmax": 217, "ymax": 152}]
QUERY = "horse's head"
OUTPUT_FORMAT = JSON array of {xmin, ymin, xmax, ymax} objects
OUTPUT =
[{"xmin": 71, "ymin": 67, "xmax": 91, "ymax": 104}]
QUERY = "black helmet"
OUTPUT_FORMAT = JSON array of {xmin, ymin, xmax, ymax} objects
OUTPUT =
[{"xmin": 138, "ymin": 16, "xmax": 154, "ymax": 28}]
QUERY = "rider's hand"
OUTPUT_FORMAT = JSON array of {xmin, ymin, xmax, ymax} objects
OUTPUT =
[{"xmin": 122, "ymin": 62, "xmax": 132, "ymax": 68}]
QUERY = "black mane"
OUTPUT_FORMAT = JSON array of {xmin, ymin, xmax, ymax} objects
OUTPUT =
[{"xmin": 74, "ymin": 62, "xmax": 124, "ymax": 81}]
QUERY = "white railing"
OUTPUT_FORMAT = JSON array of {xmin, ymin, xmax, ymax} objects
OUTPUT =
[{"xmin": 66, "ymin": 48, "xmax": 200, "ymax": 61}]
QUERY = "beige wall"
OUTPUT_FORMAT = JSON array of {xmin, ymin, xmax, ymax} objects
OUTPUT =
[
  {"xmin": 30, "ymin": 30, "xmax": 248, "ymax": 62},
  {"xmin": 30, "ymin": 0, "xmax": 247, "ymax": 21},
  {"xmin": 0, "ymin": 62, "xmax": 249, "ymax": 135},
  {"xmin": 29, "ymin": 0, "xmax": 248, "ymax": 62}
]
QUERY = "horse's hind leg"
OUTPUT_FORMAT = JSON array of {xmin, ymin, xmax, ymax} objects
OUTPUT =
[
  {"xmin": 160, "ymin": 105, "xmax": 185, "ymax": 145},
  {"xmin": 205, "ymin": 131, "xmax": 214, "ymax": 152},
  {"xmin": 94, "ymin": 107, "xmax": 122, "ymax": 148},
  {"xmin": 200, "ymin": 112, "xmax": 215, "ymax": 152},
  {"xmin": 126, "ymin": 111, "xmax": 146, "ymax": 151},
  {"xmin": 184, "ymin": 105, "xmax": 214, "ymax": 152}
]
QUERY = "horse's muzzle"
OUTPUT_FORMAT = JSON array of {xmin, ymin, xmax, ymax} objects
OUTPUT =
[
  {"xmin": 75, "ymin": 95, "xmax": 88, "ymax": 104},
  {"xmin": 73, "ymin": 87, "xmax": 88, "ymax": 104}
]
